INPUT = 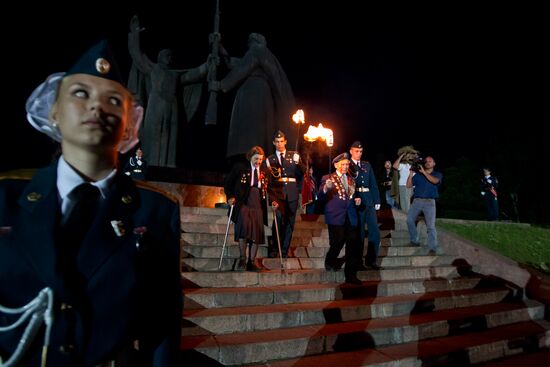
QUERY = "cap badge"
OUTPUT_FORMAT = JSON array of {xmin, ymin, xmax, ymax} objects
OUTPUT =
[{"xmin": 95, "ymin": 58, "xmax": 111, "ymax": 74}]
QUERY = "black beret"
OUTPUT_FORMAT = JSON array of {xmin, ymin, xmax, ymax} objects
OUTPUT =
[{"xmin": 332, "ymin": 152, "xmax": 350, "ymax": 164}]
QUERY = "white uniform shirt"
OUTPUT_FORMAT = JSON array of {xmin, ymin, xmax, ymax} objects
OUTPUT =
[{"xmin": 57, "ymin": 156, "xmax": 116, "ymax": 218}]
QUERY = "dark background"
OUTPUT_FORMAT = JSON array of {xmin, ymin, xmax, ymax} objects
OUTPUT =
[{"xmin": 2, "ymin": 2, "xmax": 548, "ymax": 223}]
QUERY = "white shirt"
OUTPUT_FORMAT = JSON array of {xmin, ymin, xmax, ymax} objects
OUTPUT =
[
  {"xmin": 57, "ymin": 156, "xmax": 116, "ymax": 217},
  {"xmin": 250, "ymin": 163, "xmax": 261, "ymax": 188},
  {"xmin": 398, "ymin": 163, "xmax": 411, "ymax": 186}
]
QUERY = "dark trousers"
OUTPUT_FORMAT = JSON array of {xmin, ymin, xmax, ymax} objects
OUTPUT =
[
  {"xmin": 325, "ymin": 221, "xmax": 361, "ymax": 278},
  {"xmin": 270, "ymin": 199, "xmax": 298, "ymax": 256},
  {"xmin": 357, "ymin": 205, "xmax": 380, "ymax": 264},
  {"xmin": 484, "ymin": 195, "xmax": 499, "ymax": 221}
]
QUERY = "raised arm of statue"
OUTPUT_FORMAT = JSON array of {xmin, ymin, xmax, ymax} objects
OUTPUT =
[{"xmin": 128, "ymin": 15, "xmax": 154, "ymax": 75}]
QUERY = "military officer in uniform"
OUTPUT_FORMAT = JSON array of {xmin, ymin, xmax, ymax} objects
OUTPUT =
[
  {"xmin": 349, "ymin": 141, "xmax": 382, "ymax": 270},
  {"xmin": 318, "ymin": 153, "xmax": 362, "ymax": 285},
  {"xmin": 265, "ymin": 130, "xmax": 304, "ymax": 258},
  {"xmin": 0, "ymin": 40, "xmax": 181, "ymax": 366},
  {"xmin": 480, "ymin": 167, "xmax": 499, "ymax": 221},
  {"xmin": 124, "ymin": 147, "xmax": 148, "ymax": 180}
]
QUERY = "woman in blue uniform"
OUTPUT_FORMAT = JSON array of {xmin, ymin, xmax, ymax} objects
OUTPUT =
[{"xmin": 0, "ymin": 40, "xmax": 181, "ymax": 366}]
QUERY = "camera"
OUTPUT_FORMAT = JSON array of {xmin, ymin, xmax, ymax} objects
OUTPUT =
[{"xmin": 410, "ymin": 156, "xmax": 424, "ymax": 171}]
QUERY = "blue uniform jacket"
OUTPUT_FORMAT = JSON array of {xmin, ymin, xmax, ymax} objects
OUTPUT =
[
  {"xmin": 0, "ymin": 162, "xmax": 181, "ymax": 366},
  {"xmin": 318, "ymin": 173, "xmax": 359, "ymax": 226},
  {"xmin": 351, "ymin": 160, "xmax": 380, "ymax": 206}
]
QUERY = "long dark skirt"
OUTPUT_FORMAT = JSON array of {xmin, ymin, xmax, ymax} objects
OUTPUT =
[{"xmin": 234, "ymin": 187, "xmax": 265, "ymax": 244}]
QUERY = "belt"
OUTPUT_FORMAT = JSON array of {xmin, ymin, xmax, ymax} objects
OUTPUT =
[
  {"xmin": 415, "ymin": 197, "xmax": 435, "ymax": 200},
  {"xmin": 277, "ymin": 177, "xmax": 296, "ymax": 182},
  {"xmin": 357, "ymin": 187, "xmax": 370, "ymax": 192}
]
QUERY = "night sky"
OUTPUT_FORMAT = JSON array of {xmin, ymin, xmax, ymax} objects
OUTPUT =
[{"xmin": 2, "ymin": 2, "xmax": 547, "ymax": 176}]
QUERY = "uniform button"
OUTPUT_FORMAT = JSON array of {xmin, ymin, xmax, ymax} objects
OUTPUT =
[
  {"xmin": 59, "ymin": 344, "xmax": 75, "ymax": 354},
  {"xmin": 60, "ymin": 303, "xmax": 73, "ymax": 310}
]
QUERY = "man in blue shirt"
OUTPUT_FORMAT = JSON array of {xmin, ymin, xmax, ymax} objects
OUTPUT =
[{"xmin": 406, "ymin": 156, "xmax": 443, "ymax": 255}]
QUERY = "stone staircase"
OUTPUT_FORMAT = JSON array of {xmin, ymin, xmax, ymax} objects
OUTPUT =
[{"xmin": 180, "ymin": 207, "xmax": 550, "ymax": 366}]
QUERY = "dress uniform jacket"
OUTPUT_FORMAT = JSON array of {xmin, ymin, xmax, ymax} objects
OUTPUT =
[
  {"xmin": 224, "ymin": 162, "xmax": 268, "ymax": 226},
  {"xmin": 0, "ymin": 162, "xmax": 181, "ymax": 366},
  {"xmin": 124, "ymin": 156, "xmax": 148, "ymax": 180},
  {"xmin": 265, "ymin": 151, "xmax": 303, "ymax": 204},
  {"xmin": 318, "ymin": 173, "xmax": 359, "ymax": 226},
  {"xmin": 351, "ymin": 160, "xmax": 380, "ymax": 207}
]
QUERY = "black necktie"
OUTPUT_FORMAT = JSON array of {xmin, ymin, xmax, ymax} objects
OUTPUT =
[
  {"xmin": 59, "ymin": 183, "xmax": 100, "ymax": 289},
  {"xmin": 252, "ymin": 168, "xmax": 258, "ymax": 187},
  {"xmin": 279, "ymin": 152, "xmax": 284, "ymax": 166},
  {"xmin": 61, "ymin": 183, "xmax": 100, "ymax": 248}
]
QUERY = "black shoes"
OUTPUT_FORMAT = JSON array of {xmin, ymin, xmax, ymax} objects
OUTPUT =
[
  {"xmin": 427, "ymin": 250, "xmax": 436, "ymax": 256},
  {"xmin": 345, "ymin": 276, "xmax": 362, "ymax": 285},
  {"xmin": 410, "ymin": 241, "xmax": 421, "ymax": 247},
  {"xmin": 236, "ymin": 258, "xmax": 247, "ymax": 271}
]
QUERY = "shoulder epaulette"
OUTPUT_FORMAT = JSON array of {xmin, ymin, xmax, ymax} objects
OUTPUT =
[
  {"xmin": 135, "ymin": 180, "xmax": 179, "ymax": 203},
  {"xmin": 0, "ymin": 168, "xmax": 37, "ymax": 181}
]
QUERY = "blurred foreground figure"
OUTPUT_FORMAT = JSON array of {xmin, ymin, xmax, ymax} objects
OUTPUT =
[{"xmin": 0, "ymin": 40, "xmax": 181, "ymax": 366}]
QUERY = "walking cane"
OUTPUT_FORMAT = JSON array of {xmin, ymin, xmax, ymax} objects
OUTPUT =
[
  {"xmin": 218, "ymin": 204, "xmax": 234, "ymax": 271},
  {"xmin": 268, "ymin": 195, "xmax": 285, "ymax": 272}
]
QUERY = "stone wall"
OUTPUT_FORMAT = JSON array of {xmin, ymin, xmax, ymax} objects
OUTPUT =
[{"xmin": 149, "ymin": 182, "xmax": 226, "ymax": 208}]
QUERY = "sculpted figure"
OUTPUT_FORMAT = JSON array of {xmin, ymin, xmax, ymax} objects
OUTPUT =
[
  {"xmin": 128, "ymin": 15, "xmax": 207, "ymax": 167},
  {"xmin": 209, "ymin": 33, "xmax": 296, "ymax": 159}
]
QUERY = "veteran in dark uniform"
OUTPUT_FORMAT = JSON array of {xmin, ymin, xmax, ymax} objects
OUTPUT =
[
  {"xmin": 349, "ymin": 141, "xmax": 382, "ymax": 269},
  {"xmin": 0, "ymin": 40, "xmax": 181, "ymax": 366},
  {"xmin": 224, "ymin": 146, "xmax": 269, "ymax": 271},
  {"xmin": 264, "ymin": 130, "xmax": 303, "ymax": 258},
  {"xmin": 318, "ymin": 153, "xmax": 363, "ymax": 285}
]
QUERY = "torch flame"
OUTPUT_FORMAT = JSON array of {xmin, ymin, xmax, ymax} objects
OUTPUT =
[
  {"xmin": 304, "ymin": 123, "xmax": 333, "ymax": 146},
  {"xmin": 292, "ymin": 109, "xmax": 305, "ymax": 124}
]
